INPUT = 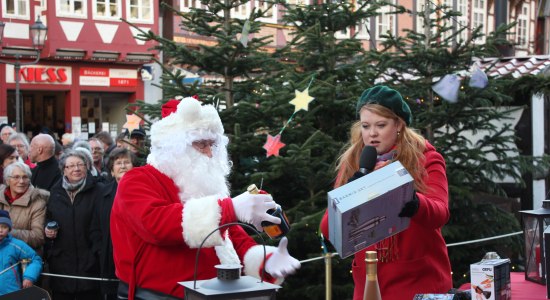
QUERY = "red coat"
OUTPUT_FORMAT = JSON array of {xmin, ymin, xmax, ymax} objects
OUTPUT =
[
  {"xmin": 321, "ymin": 141, "xmax": 452, "ymax": 300},
  {"xmin": 111, "ymin": 165, "xmax": 271, "ymax": 299}
]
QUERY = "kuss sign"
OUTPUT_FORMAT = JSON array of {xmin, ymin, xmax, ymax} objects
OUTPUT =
[
  {"xmin": 6, "ymin": 65, "xmax": 71, "ymax": 84},
  {"xmin": 5, "ymin": 65, "xmax": 138, "ymax": 86}
]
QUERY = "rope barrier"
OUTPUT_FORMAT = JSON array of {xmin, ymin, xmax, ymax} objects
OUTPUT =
[
  {"xmin": 445, "ymin": 231, "xmax": 523, "ymax": 247},
  {"xmin": 299, "ymin": 253, "xmax": 338, "ymax": 264},
  {"xmin": 38, "ymin": 231, "xmax": 524, "ymax": 280},
  {"xmin": 40, "ymin": 272, "xmax": 119, "ymax": 282},
  {"xmin": 0, "ymin": 261, "xmax": 21, "ymax": 276},
  {"xmin": 298, "ymin": 231, "xmax": 524, "ymax": 264}
]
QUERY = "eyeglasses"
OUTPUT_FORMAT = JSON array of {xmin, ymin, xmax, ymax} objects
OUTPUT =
[
  {"xmin": 91, "ymin": 147, "xmax": 104, "ymax": 153},
  {"xmin": 65, "ymin": 163, "xmax": 86, "ymax": 170},
  {"xmin": 114, "ymin": 160, "xmax": 132, "ymax": 167},
  {"xmin": 11, "ymin": 144, "xmax": 26, "ymax": 149},
  {"xmin": 192, "ymin": 140, "xmax": 216, "ymax": 150},
  {"xmin": 9, "ymin": 175, "xmax": 30, "ymax": 182}
]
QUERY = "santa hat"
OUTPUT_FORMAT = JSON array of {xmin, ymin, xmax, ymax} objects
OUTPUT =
[{"xmin": 149, "ymin": 97, "xmax": 224, "ymax": 149}]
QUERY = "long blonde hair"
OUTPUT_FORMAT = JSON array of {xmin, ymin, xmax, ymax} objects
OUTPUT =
[{"xmin": 335, "ymin": 104, "xmax": 428, "ymax": 192}]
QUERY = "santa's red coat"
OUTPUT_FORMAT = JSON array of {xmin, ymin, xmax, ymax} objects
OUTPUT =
[
  {"xmin": 111, "ymin": 165, "xmax": 272, "ymax": 299},
  {"xmin": 321, "ymin": 141, "xmax": 452, "ymax": 300}
]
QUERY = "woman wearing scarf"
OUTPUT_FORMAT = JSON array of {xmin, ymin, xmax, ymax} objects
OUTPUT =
[
  {"xmin": 0, "ymin": 162, "xmax": 48, "ymax": 252},
  {"xmin": 320, "ymin": 85, "xmax": 452, "ymax": 300},
  {"xmin": 44, "ymin": 150, "xmax": 103, "ymax": 300}
]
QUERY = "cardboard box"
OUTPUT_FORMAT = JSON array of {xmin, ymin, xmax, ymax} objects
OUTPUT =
[
  {"xmin": 470, "ymin": 259, "xmax": 511, "ymax": 300},
  {"xmin": 327, "ymin": 161, "xmax": 414, "ymax": 258}
]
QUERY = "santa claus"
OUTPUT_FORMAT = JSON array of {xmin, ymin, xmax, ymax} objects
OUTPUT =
[{"xmin": 110, "ymin": 97, "xmax": 300, "ymax": 299}]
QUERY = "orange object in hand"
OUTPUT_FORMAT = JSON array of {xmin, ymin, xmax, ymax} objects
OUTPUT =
[{"xmin": 248, "ymin": 184, "xmax": 291, "ymax": 239}]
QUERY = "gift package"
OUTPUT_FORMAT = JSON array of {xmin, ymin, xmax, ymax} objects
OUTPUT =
[
  {"xmin": 327, "ymin": 161, "xmax": 414, "ymax": 258},
  {"xmin": 470, "ymin": 258, "xmax": 511, "ymax": 300}
]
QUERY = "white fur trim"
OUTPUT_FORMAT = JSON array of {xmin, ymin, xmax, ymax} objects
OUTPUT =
[
  {"xmin": 214, "ymin": 231, "xmax": 241, "ymax": 265},
  {"xmin": 243, "ymin": 245, "xmax": 283, "ymax": 284},
  {"xmin": 182, "ymin": 196, "xmax": 224, "ymax": 248},
  {"xmin": 150, "ymin": 97, "xmax": 223, "ymax": 149}
]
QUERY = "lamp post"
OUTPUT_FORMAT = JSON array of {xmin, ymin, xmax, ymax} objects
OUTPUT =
[{"xmin": 0, "ymin": 16, "xmax": 48, "ymax": 132}]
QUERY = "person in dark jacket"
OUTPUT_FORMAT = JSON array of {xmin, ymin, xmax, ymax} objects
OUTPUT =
[
  {"xmin": 95, "ymin": 148, "xmax": 136, "ymax": 300},
  {"xmin": 44, "ymin": 150, "xmax": 103, "ymax": 300},
  {"xmin": 30, "ymin": 134, "xmax": 61, "ymax": 191},
  {"xmin": 0, "ymin": 144, "xmax": 19, "ymax": 180}
]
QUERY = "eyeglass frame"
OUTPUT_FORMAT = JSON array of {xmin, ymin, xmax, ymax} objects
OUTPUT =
[
  {"xmin": 192, "ymin": 140, "xmax": 217, "ymax": 150},
  {"xmin": 114, "ymin": 160, "xmax": 133, "ymax": 167},
  {"xmin": 91, "ymin": 147, "xmax": 104, "ymax": 153},
  {"xmin": 8, "ymin": 175, "xmax": 30, "ymax": 182},
  {"xmin": 64, "ymin": 163, "xmax": 86, "ymax": 170}
]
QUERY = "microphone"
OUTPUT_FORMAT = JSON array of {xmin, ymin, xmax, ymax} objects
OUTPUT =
[{"xmin": 358, "ymin": 146, "xmax": 377, "ymax": 175}]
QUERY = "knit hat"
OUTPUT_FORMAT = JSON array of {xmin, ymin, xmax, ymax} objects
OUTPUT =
[
  {"xmin": 0, "ymin": 210, "xmax": 12, "ymax": 231},
  {"xmin": 356, "ymin": 85, "xmax": 412, "ymax": 126},
  {"xmin": 149, "ymin": 97, "xmax": 224, "ymax": 149},
  {"xmin": 126, "ymin": 128, "xmax": 146, "ymax": 139}
]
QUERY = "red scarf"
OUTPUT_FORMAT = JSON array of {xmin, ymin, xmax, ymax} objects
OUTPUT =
[{"xmin": 4, "ymin": 188, "xmax": 23, "ymax": 204}]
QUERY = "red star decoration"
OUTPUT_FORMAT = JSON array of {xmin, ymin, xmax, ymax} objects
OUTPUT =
[{"xmin": 263, "ymin": 134, "xmax": 286, "ymax": 157}]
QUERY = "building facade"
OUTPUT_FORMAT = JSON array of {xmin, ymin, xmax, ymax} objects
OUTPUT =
[{"xmin": 0, "ymin": 0, "xmax": 159, "ymax": 139}]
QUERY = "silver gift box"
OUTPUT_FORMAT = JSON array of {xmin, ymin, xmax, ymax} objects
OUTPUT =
[{"xmin": 327, "ymin": 161, "xmax": 414, "ymax": 258}]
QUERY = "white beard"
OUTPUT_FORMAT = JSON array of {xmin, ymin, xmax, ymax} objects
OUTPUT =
[{"xmin": 147, "ymin": 136, "xmax": 231, "ymax": 202}]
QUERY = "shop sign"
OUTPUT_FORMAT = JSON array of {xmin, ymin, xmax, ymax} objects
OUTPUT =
[
  {"xmin": 5, "ymin": 65, "xmax": 72, "ymax": 84},
  {"xmin": 80, "ymin": 67, "xmax": 138, "ymax": 87}
]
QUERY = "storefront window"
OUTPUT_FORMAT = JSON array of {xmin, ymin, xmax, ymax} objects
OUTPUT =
[
  {"xmin": 127, "ymin": 0, "xmax": 153, "ymax": 23},
  {"xmin": 57, "ymin": 0, "xmax": 87, "ymax": 17},
  {"xmin": 516, "ymin": 4, "xmax": 529, "ymax": 48},
  {"xmin": 94, "ymin": 0, "xmax": 121, "ymax": 19},
  {"xmin": 81, "ymin": 93, "xmax": 129, "ymax": 140},
  {"xmin": 231, "ymin": 0, "xmax": 250, "ymax": 20},
  {"xmin": 2, "ymin": 0, "xmax": 29, "ymax": 19},
  {"xmin": 376, "ymin": 0, "xmax": 396, "ymax": 40},
  {"xmin": 255, "ymin": 0, "xmax": 277, "ymax": 24},
  {"xmin": 180, "ymin": 0, "xmax": 200, "ymax": 12},
  {"xmin": 472, "ymin": 0, "xmax": 486, "ymax": 43}
]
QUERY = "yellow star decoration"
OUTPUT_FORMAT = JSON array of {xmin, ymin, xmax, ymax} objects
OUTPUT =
[
  {"xmin": 289, "ymin": 88, "xmax": 314, "ymax": 112},
  {"xmin": 123, "ymin": 114, "xmax": 142, "ymax": 134}
]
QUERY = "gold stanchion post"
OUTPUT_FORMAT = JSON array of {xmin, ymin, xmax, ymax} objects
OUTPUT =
[{"xmin": 325, "ymin": 252, "xmax": 332, "ymax": 300}]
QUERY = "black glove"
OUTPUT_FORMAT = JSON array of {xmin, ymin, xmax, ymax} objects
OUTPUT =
[
  {"xmin": 347, "ymin": 171, "xmax": 365, "ymax": 183},
  {"xmin": 399, "ymin": 192, "xmax": 419, "ymax": 218}
]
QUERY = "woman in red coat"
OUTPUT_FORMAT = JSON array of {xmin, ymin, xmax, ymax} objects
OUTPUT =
[{"xmin": 320, "ymin": 85, "xmax": 452, "ymax": 300}]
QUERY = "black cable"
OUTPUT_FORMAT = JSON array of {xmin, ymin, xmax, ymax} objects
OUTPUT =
[{"xmin": 192, "ymin": 222, "xmax": 267, "ymax": 289}]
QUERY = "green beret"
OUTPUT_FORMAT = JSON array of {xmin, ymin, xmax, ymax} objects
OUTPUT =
[{"xmin": 356, "ymin": 85, "xmax": 412, "ymax": 126}]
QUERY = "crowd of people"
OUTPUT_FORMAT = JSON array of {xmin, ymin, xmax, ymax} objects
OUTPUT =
[{"xmin": 0, "ymin": 125, "xmax": 143, "ymax": 299}]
